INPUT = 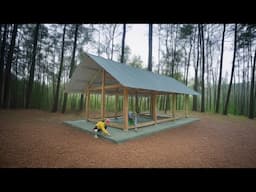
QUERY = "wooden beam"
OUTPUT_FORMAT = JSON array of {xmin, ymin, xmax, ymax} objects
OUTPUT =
[
  {"xmin": 109, "ymin": 122, "xmax": 124, "ymax": 129},
  {"xmin": 89, "ymin": 84, "xmax": 122, "ymax": 91},
  {"xmin": 103, "ymin": 84, "xmax": 122, "ymax": 90},
  {"xmin": 101, "ymin": 69, "xmax": 105, "ymax": 120},
  {"xmin": 115, "ymin": 94, "xmax": 118, "ymax": 117},
  {"xmin": 123, "ymin": 87, "xmax": 128, "ymax": 131},
  {"xmin": 185, "ymin": 94, "xmax": 189, "ymax": 118},
  {"xmin": 135, "ymin": 93, "xmax": 139, "ymax": 113},
  {"xmin": 104, "ymin": 114, "xmax": 122, "ymax": 118},
  {"xmin": 85, "ymin": 89, "xmax": 90, "ymax": 120},
  {"xmin": 172, "ymin": 93, "xmax": 177, "ymax": 118},
  {"xmin": 131, "ymin": 121, "xmax": 155, "ymax": 128},
  {"xmin": 157, "ymin": 117, "xmax": 177, "ymax": 123},
  {"xmin": 87, "ymin": 69, "xmax": 101, "ymax": 89},
  {"xmin": 151, "ymin": 93, "xmax": 157, "ymax": 124},
  {"xmin": 169, "ymin": 94, "xmax": 172, "ymax": 116},
  {"xmin": 82, "ymin": 65, "xmax": 99, "ymax": 71}
]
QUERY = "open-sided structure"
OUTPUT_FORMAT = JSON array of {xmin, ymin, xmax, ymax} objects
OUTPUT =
[{"xmin": 65, "ymin": 53, "xmax": 200, "ymax": 131}]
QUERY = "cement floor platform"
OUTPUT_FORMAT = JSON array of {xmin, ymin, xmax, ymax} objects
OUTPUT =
[{"xmin": 64, "ymin": 117, "xmax": 200, "ymax": 143}]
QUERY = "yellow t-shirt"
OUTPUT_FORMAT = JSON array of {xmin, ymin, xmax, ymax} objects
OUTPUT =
[{"xmin": 96, "ymin": 121, "xmax": 110, "ymax": 135}]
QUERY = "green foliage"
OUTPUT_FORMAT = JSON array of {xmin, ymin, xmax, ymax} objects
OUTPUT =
[
  {"xmin": 128, "ymin": 55, "xmax": 143, "ymax": 68},
  {"xmin": 172, "ymin": 72, "xmax": 183, "ymax": 81},
  {"xmin": 237, "ymin": 24, "xmax": 256, "ymax": 49},
  {"xmin": 179, "ymin": 24, "xmax": 194, "ymax": 40},
  {"xmin": 117, "ymin": 45, "xmax": 131, "ymax": 64}
]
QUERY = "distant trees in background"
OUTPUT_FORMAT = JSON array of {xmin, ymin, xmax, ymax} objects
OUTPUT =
[
  {"xmin": 0, "ymin": 24, "xmax": 255, "ymax": 119},
  {"xmin": 0, "ymin": 24, "xmax": 93, "ymax": 112}
]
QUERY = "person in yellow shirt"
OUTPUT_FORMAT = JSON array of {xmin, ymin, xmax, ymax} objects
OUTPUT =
[{"xmin": 93, "ymin": 119, "xmax": 111, "ymax": 138}]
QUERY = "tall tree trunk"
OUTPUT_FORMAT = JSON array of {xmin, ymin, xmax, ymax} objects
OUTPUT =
[
  {"xmin": 246, "ymin": 45, "xmax": 251, "ymax": 115},
  {"xmin": 148, "ymin": 24, "xmax": 153, "ymax": 72},
  {"xmin": 3, "ymin": 24, "xmax": 18, "ymax": 109},
  {"xmin": 13, "ymin": 35, "xmax": 21, "ymax": 108},
  {"xmin": 200, "ymin": 24, "xmax": 205, "ymax": 112},
  {"xmin": 120, "ymin": 24, "xmax": 126, "ymax": 63},
  {"xmin": 240, "ymin": 58, "xmax": 246, "ymax": 115},
  {"xmin": 193, "ymin": 26, "xmax": 200, "ymax": 111},
  {"xmin": 80, "ymin": 94, "xmax": 84, "ymax": 111},
  {"xmin": 25, "ymin": 24, "xmax": 40, "ymax": 109},
  {"xmin": 212, "ymin": 66, "xmax": 217, "ymax": 110},
  {"xmin": 110, "ymin": 24, "xmax": 117, "ymax": 60},
  {"xmin": 233, "ymin": 72, "xmax": 236, "ymax": 114},
  {"xmin": 216, "ymin": 24, "xmax": 226, "ymax": 113},
  {"xmin": 185, "ymin": 40, "xmax": 193, "ymax": 86},
  {"xmin": 69, "ymin": 24, "xmax": 79, "ymax": 78},
  {"xmin": 223, "ymin": 24, "xmax": 237, "ymax": 115},
  {"xmin": 0, "ymin": 24, "xmax": 8, "ymax": 107},
  {"xmin": 249, "ymin": 48, "xmax": 256, "ymax": 119},
  {"xmin": 0, "ymin": 24, "xmax": 2, "ymax": 48},
  {"xmin": 62, "ymin": 24, "xmax": 79, "ymax": 113},
  {"xmin": 52, "ymin": 24, "xmax": 66, "ymax": 112},
  {"xmin": 157, "ymin": 24, "xmax": 161, "ymax": 74}
]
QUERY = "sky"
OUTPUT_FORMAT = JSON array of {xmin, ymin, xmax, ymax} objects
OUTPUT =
[
  {"xmin": 86, "ymin": 24, "xmax": 233, "ymax": 81},
  {"xmin": 125, "ymin": 24, "xmax": 233, "ymax": 80},
  {"xmin": 125, "ymin": 24, "xmax": 149, "ymax": 67}
]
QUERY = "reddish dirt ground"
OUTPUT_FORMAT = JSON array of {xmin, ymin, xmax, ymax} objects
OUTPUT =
[{"xmin": 0, "ymin": 109, "xmax": 256, "ymax": 168}]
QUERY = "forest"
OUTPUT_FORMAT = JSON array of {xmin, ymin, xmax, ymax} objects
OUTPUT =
[{"xmin": 0, "ymin": 24, "xmax": 255, "ymax": 119}]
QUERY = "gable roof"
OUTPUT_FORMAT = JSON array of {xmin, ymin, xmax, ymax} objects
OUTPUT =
[{"xmin": 65, "ymin": 53, "xmax": 200, "ymax": 96}]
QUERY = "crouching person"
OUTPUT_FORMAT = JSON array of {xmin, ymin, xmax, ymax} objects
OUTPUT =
[{"xmin": 93, "ymin": 118, "xmax": 111, "ymax": 138}]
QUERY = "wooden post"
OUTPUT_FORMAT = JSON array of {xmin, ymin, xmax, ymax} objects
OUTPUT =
[
  {"xmin": 172, "ymin": 93, "xmax": 176, "ymax": 118},
  {"xmin": 115, "ymin": 94, "xmax": 118, "ymax": 118},
  {"xmin": 169, "ymin": 94, "xmax": 172, "ymax": 116},
  {"xmin": 123, "ymin": 87, "xmax": 128, "ymax": 131},
  {"xmin": 85, "ymin": 89, "xmax": 90, "ymax": 120},
  {"xmin": 152, "ymin": 93, "xmax": 157, "ymax": 124},
  {"xmin": 101, "ymin": 70, "xmax": 105, "ymax": 120},
  {"xmin": 185, "ymin": 94, "xmax": 189, "ymax": 118},
  {"xmin": 135, "ymin": 92, "xmax": 139, "ymax": 113}
]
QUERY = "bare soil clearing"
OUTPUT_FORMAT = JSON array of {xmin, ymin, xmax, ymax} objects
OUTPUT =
[{"xmin": 0, "ymin": 109, "xmax": 255, "ymax": 168}]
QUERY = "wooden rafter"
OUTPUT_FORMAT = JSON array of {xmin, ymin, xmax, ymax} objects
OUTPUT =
[{"xmin": 87, "ymin": 69, "xmax": 101, "ymax": 89}]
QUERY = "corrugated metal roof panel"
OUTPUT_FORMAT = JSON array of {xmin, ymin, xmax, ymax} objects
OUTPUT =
[
  {"xmin": 87, "ymin": 53, "xmax": 200, "ymax": 95},
  {"xmin": 65, "ymin": 52, "xmax": 200, "ymax": 96}
]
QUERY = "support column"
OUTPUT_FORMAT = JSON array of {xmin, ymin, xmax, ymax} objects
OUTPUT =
[
  {"xmin": 185, "ymin": 94, "xmax": 189, "ymax": 118},
  {"xmin": 85, "ymin": 89, "xmax": 90, "ymax": 120},
  {"xmin": 135, "ymin": 92, "xmax": 139, "ymax": 113},
  {"xmin": 123, "ymin": 87, "xmax": 128, "ymax": 131},
  {"xmin": 169, "ymin": 94, "xmax": 172, "ymax": 116},
  {"xmin": 151, "ymin": 93, "xmax": 157, "ymax": 124},
  {"xmin": 172, "ymin": 93, "xmax": 177, "ymax": 118},
  {"xmin": 101, "ymin": 70, "xmax": 105, "ymax": 120},
  {"xmin": 114, "ymin": 94, "xmax": 118, "ymax": 118}
]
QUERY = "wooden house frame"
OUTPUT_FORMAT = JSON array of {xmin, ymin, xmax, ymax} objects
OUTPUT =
[{"xmin": 65, "ymin": 53, "xmax": 199, "ymax": 131}]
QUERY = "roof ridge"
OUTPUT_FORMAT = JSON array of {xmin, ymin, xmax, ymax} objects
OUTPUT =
[{"xmin": 87, "ymin": 52, "xmax": 180, "ymax": 81}]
